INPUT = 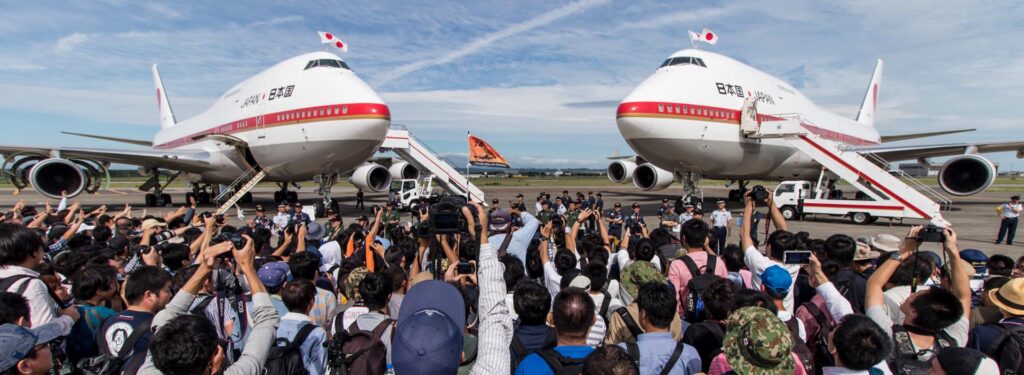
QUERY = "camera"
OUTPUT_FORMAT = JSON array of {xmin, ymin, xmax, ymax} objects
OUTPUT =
[
  {"xmin": 415, "ymin": 222, "xmax": 432, "ymax": 238},
  {"xmin": 212, "ymin": 232, "xmax": 245, "ymax": 255},
  {"xmin": 133, "ymin": 244, "xmax": 153, "ymax": 256},
  {"xmin": 457, "ymin": 261, "xmax": 475, "ymax": 274},
  {"xmin": 630, "ymin": 222, "xmax": 642, "ymax": 233},
  {"xmin": 152, "ymin": 230, "xmax": 175, "ymax": 243},
  {"xmin": 917, "ymin": 225, "xmax": 946, "ymax": 243},
  {"xmin": 750, "ymin": 185, "xmax": 770, "ymax": 202},
  {"xmin": 428, "ymin": 195, "xmax": 468, "ymax": 235}
]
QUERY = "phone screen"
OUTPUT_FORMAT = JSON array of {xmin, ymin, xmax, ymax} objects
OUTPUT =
[{"xmin": 783, "ymin": 251, "xmax": 812, "ymax": 265}]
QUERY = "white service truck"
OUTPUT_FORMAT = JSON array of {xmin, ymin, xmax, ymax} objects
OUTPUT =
[
  {"xmin": 389, "ymin": 176, "xmax": 440, "ymax": 211},
  {"xmin": 772, "ymin": 180, "xmax": 911, "ymax": 225}
]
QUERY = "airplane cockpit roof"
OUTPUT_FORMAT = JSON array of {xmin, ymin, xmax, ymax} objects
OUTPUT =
[{"xmin": 304, "ymin": 58, "xmax": 351, "ymax": 71}]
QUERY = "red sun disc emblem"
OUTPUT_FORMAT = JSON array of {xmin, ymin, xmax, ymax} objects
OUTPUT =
[
  {"xmin": 325, "ymin": 33, "xmax": 333, "ymax": 40},
  {"xmin": 336, "ymin": 41, "xmax": 344, "ymax": 48},
  {"xmin": 705, "ymin": 33, "xmax": 714, "ymax": 41}
]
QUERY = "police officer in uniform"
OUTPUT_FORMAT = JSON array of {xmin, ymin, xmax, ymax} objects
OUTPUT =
[
  {"xmin": 252, "ymin": 205, "xmax": 272, "ymax": 230},
  {"xmin": 710, "ymin": 200, "xmax": 732, "ymax": 254},
  {"xmin": 997, "ymin": 195, "xmax": 1023, "ymax": 245},
  {"xmin": 678, "ymin": 204, "xmax": 695, "ymax": 224},
  {"xmin": 382, "ymin": 201, "xmax": 401, "ymax": 241},
  {"xmin": 605, "ymin": 202, "xmax": 624, "ymax": 238}
]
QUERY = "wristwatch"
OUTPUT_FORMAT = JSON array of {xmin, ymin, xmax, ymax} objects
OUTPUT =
[{"xmin": 888, "ymin": 252, "xmax": 903, "ymax": 263}]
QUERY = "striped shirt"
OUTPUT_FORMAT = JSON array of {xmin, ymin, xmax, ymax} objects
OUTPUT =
[{"xmin": 469, "ymin": 243, "xmax": 514, "ymax": 375}]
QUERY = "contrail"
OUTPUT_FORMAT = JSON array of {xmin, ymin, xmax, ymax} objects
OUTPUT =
[{"xmin": 375, "ymin": 0, "xmax": 610, "ymax": 85}]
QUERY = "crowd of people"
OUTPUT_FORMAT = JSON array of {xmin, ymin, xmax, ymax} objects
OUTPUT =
[{"xmin": 0, "ymin": 188, "xmax": 1020, "ymax": 375}]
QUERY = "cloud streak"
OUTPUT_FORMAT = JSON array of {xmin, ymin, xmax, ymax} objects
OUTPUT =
[{"xmin": 373, "ymin": 0, "xmax": 610, "ymax": 86}]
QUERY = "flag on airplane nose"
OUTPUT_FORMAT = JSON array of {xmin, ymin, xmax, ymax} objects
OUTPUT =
[
  {"xmin": 318, "ymin": 31, "xmax": 336, "ymax": 43},
  {"xmin": 700, "ymin": 28, "xmax": 718, "ymax": 45},
  {"xmin": 318, "ymin": 31, "xmax": 349, "ymax": 52},
  {"xmin": 467, "ymin": 133, "xmax": 510, "ymax": 168}
]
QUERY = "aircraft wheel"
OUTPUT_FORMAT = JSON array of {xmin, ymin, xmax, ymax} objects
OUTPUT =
[
  {"xmin": 239, "ymin": 192, "xmax": 253, "ymax": 203},
  {"xmin": 160, "ymin": 194, "xmax": 172, "ymax": 207},
  {"xmin": 314, "ymin": 201, "xmax": 326, "ymax": 218},
  {"xmin": 273, "ymin": 191, "xmax": 284, "ymax": 203},
  {"xmin": 287, "ymin": 191, "xmax": 298, "ymax": 203},
  {"xmin": 198, "ymin": 192, "xmax": 211, "ymax": 205},
  {"xmin": 144, "ymin": 194, "xmax": 156, "ymax": 207}
]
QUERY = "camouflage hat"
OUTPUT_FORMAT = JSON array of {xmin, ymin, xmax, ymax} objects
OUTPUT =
[
  {"xmin": 345, "ymin": 267, "xmax": 370, "ymax": 303},
  {"xmin": 619, "ymin": 261, "xmax": 665, "ymax": 302},
  {"xmin": 722, "ymin": 306, "xmax": 795, "ymax": 375}
]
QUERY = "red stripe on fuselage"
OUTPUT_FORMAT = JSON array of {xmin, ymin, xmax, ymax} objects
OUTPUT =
[
  {"xmin": 616, "ymin": 101, "xmax": 878, "ymax": 146},
  {"xmin": 154, "ymin": 103, "xmax": 390, "ymax": 149}
]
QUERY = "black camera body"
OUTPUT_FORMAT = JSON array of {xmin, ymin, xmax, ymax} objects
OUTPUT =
[
  {"xmin": 918, "ymin": 225, "xmax": 946, "ymax": 243},
  {"xmin": 212, "ymin": 232, "xmax": 245, "ymax": 257},
  {"xmin": 429, "ymin": 196, "xmax": 467, "ymax": 235},
  {"xmin": 750, "ymin": 185, "xmax": 770, "ymax": 202}
]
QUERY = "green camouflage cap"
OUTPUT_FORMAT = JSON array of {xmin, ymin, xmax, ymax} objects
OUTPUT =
[
  {"xmin": 722, "ymin": 306, "xmax": 795, "ymax": 375},
  {"xmin": 345, "ymin": 267, "xmax": 370, "ymax": 303},
  {"xmin": 620, "ymin": 261, "xmax": 665, "ymax": 301}
]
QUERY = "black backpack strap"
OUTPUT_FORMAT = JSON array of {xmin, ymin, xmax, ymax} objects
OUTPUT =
[
  {"xmin": 625, "ymin": 342, "xmax": 640, "ymax": 364},
  {"xmin": 510, "ymin": 332, "xmax": 527, "ymax": 363},
  {"xmin": 891, "ymin": 325, "xmax": 918, "ymax": 358},
  {"xmin": 369, "ymin": 318, "xmax": 395, "ymax": 341},
  {"xmin": 802, "ymin": 302, "xmax": 831, "ymax": 330},
  {"xmin": 290, "ymin": 323, "xmax": 318, "ymax": 351},
  {"xmin": 599, "ymin": 291, "xmax": 612, "ymax": 318},
  {"xmin": 705, "ymin": 255, "xmax": 717, "ymax": 275},
  {"xmin": 658, "ymin": 341, "xmax": 687, "ymax": 375},
  {"xmin": 497, "ymin": 232, "xmax": 515, "ymax": 258},
  {"xmin": 115, "ymin": 317, "xmax": 154, "ymax": 359},
  {"xmin": 538, "ymin": 349, "xmax": 566, "ymax": 372},
  {"xmin": 190, "ymin": 294, "xmax": 214, "ymax": 315},
  {"xmin": 984, "ymin": 324, "xmax": 1024, "ymax": 364},
  {"xmin": 679, "ymin": 255, "xmax": 701, "ymax": 276},
  {"xmin": 0, "ymin": 274, "xmax": 34, "ymax": 294},
  {"xmin": 615, "ymin": 307, "xmax": 643, "ymax": 338},
  {"xmin": 934, "ymin": 329, "xmax": 955, "ymax": 348}
]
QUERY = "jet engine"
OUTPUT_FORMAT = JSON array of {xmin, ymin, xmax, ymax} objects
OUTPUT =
[
  {"xmin": 632, "ymin": 163, "xmax": 674, "ymax": 191},
  {"xmin": 349, "ymin": 163, "xmax": 392, "ymax": 192},
  {"xmin": 607, "ymin": 160, "xmax": 637, "ymax": 183},
  {"xmin": 388, "ymin": 162, "xmax": 420, "ymax": 180},
  {"xmin": 937, "ymin": 154, "xmax": 996, "ymax": 196},
  {"xmin": 2, "ymin": 156, "xmax": 108, "ymax": 199}
]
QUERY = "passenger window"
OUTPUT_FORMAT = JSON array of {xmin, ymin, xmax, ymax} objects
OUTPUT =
[{"xmin": 658, "ymin": 103, "xmax": 664, "ymax": 112}]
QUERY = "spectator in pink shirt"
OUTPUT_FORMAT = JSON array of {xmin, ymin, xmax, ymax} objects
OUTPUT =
[{"xmin": 667, "ymin": 220, "xmax": 727, "ymax": 315}]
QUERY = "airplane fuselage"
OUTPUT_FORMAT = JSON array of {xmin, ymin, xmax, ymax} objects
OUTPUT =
[
  {"xmin": 617, "ymin": 49, "xmax": 880, "ymax": 180},
  {"xmin": 152, "ymin": 52, "xmax": 389, "ymax": 184}
]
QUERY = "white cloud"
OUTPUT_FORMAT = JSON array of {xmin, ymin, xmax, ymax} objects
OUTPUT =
[
  {"xmin": 0, "ymin": 84, "xmax": 214, "ymax": 125},
  {"xmin": 374, "ymin": 0, "xmax": 611, "ymax": 86},
  {"xmin": 54, "ymin": 33, "xmax": 88, "ymax": 54}
]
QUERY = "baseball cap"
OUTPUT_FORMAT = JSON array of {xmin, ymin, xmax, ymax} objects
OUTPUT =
[
  {"xmin": 488, "ymin": 209, "xmax": 512, "ymax": 233},
  {"xmin": 935, "ymin": 347, "xmax": 999, "ymax": 374},
  {"xmin": 141, "ymin": 218, "xmax": 167, "ymax": 231},
  {"xmin": 760, "ymin": 265, "xmax": 792, "ymax": 296},
  {"xmin": 0, "ymin": 323, "xmax": 64, "ymax": 372},
  {"xmin": 959, "ymin": 249, "xmax": 989, "ymax": 274},
  {"xmin": 345, "ymin": 267, "xmax": 370, "ymax": 302},
  {"xmin": 988, "ymin": 277, "xmax": 1024, "ymax": 315},
  {"xmin": 853, "ymin": 240, "xmax": 881, "ymax": 261},
  {"xmin": 870, "ymin": 233, "xmax": 900, "ymax": 252},
  {"xmin": 568, "ymin": 275, "xmax": 591, "ymax": 290},
  {"xmin": 393, "ymin": 280, "xmax": 466, "ymax": 375},
  {"xmin": 257, "ymin": 261, "xmax": 290, "ymax": 290},
  {"xmin": 722, "ymin": 307, "xmax": 795, "ymax": 375}
]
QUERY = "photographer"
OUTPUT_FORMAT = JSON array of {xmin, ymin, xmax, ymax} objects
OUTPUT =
[{"xmin": 488, "ymin": 204, "xmax": 540, "ymax": 268}]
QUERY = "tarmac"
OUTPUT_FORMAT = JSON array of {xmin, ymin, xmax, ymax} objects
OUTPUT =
[{"xmin": 2, "ymin": 184, "xmax": 1022, "ymax": 259}]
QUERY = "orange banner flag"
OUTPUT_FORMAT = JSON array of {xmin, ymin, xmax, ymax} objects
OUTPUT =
[{"xmin": 468, "ymin": 133, "xmax": 510, "ymax": 168}]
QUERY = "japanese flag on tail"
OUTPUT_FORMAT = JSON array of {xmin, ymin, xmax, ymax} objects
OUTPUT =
[{"xmin": 467, "ymin": 133, "xmax": 510, "ymax": 168}]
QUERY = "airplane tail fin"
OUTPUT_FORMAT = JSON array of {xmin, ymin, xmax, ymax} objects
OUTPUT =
[
  {"xmin": 152, "ymin": 64, "xmax": 177, "ymax": 129},
  {"xmin": 856, "ymin": 59, "xmax": 883, "ymax": 127}
]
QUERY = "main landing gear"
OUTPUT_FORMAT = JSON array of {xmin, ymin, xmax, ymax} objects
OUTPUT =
[
  {"xmin": 185, "ymin": 184, "xmax": 213, "ymax": 205},
  {"xmin": 273, "ymin": 182, "xmax": 299, "ymax": 204},
  {"xmin": 727, "ymin": 180, "xmax": 749, "ymax": 202},
  {"xmin": 141, "ymin": 168, "xmax": 180, "ymax": 207},
  {"xmin": 680, "ymin": 172, "xmax": 704, "ymax": 212}
]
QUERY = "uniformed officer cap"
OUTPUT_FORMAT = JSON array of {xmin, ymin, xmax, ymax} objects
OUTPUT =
[
  {"xmin": 613, "ymin": 202, "xmax": 621, "ymax": 207},
  {"xmin": 631, "ymin": 203, "xmax": 640, "ymax": 208},
  {"xmin": 1013, "ymin": 195, "xmax": 1020, "ymax": 200}
]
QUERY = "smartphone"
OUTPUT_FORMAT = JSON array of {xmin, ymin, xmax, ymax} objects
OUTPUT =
[
  {"xmin": 457, "ymin": 261, "xmax": 475, "ymax": 275},
  {"xmin": 783, "ymin": 251, "xmax": 812, "ymax": 265}
]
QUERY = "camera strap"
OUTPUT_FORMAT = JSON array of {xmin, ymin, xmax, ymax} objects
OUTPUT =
[{"xmin": 497, "ymin": 231, "xmax": 514, "ymax": 258}]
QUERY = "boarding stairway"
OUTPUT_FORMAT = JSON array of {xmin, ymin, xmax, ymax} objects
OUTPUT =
[
  {"xmin": 215, "ymin": 167, "xmax": 269, "ymax": 215},
  {"xmin": 740, "ymin": 99, "xmax": 949, "ymax": 226},
  {"xmin": 381, "ymin": 126, "xmax": 486, "ymax": 204}
]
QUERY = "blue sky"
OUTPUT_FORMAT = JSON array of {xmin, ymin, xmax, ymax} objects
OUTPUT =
[{"xmin": 1, "ymin": 1, "xmax": 1023, "ymax": 170}]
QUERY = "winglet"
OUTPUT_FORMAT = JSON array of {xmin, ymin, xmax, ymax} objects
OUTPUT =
[
  {"xmin": 152, "ymin": 64, "xmax": 177, "ymax": 129},
  {"xmin": 856, "ymin": 59, "xmax": 883, "ymax": 127}
]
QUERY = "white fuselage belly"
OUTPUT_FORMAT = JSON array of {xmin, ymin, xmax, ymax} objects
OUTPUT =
[
  {"xmin": 617, "ymin": 49, "xmax": 880, "ymax": 180},
  {"xmin": 152, "ymin": 52, "xmax": 389, "ymax": 183}
]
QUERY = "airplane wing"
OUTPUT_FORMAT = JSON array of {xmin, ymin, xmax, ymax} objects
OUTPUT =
[
  {"xmin": 853, "ymin": 140, "xmax": 1024, "ymax": 161},
  {"xmin": 0, "ymin": 145, "xmax": 213, "ymax": 172},
  {"xmin": 878, "ymin": 128, "xmax": 975, "ymax": 143}
]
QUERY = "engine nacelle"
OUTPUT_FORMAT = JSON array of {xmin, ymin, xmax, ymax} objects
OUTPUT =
[
  {"xmin": 388, "ymin": 162, "xmax": 420, "ymax": 180},
  {"xmin": 349, "ymin": 164, "xmax": 392, "ymax": 192},
  {"xmin": 607, "ymin": 160, "xmax": 637, "ymax": 183},
  {"xmin": 632, "ymin": 163, "xmax": 674, "ymax": 191},
  {"xmin": 938, "ymin": 154, "xmax": 996, "ymax": 196},
  {"xmin": 29, "ymin": 158, "xmax": 87, "ymax": 199}
]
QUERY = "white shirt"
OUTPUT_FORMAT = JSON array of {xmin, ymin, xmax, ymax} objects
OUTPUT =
[
  {"xmin": 273, "ymin": 212, "xmax": 291, "ymax": 231},
  {"xmin": 610, "ymin": 249, "xmax": 663, "ymax": 273},
  {"xmin": 0, "ymin": 266, "xmax": 58, "ymax": 326},
  {"xmin": 710, "ymin": 209, "xmax": 732, "ymax": 227},
  {"xmin": 318, "ymin": 241, "xmax": 343, "ymax": 278},
  {"xmin": 743, "ymin": 246, "xmax": 801, "ymax": 313},
  {"xmin": 678, "ymin": 212, "xmax": 694, "ymax": 224},
  {"xmin": 1003, "ymin": 202, "xmax": 1023, "ymax": 218},
  {"xmin": 535, "ymin": 202, "xmax": 543, "ymax": 213}
]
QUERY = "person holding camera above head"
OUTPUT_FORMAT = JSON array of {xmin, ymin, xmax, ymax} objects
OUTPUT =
[
  {"xmin": 489, "ymin": 202, "xmax": 539, "ymax": 268},
  {"xmin": 865, "ymin": 225, "xmax": 971, "ymax": 373},
  {"xmin": 139, "ymin": 235, "xmax": 281, "ymax": 375},
  {"xmin": 741, "ymin": 188, "xmax": 803, "ymax": 314}
]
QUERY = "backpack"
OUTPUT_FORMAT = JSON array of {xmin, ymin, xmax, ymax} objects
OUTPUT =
[
  {"xmin": 886, "ymin": 325, "xmax": 954, "ymax": 375},
  {"xmin": 327, "ymin": 318, "xmax": 393, "ymax": 375},
  {"xmin": 785, "ymin": 317, "xmax": 816, "ymax": 374},
  {"xmin": 625, "ymin": 340, "xmax": 687, "ymax": 375},
  {"xmin": 538, "ymin": 349, "xmax": 585, "ymax": 375},
  {"xmin": 983, "ymin": 323, "xmax": 1024, "ymax": 375},
  {"xmin": 0, "ymin": 274, "xmax": 65, "ymax": 307},
  {"xmin": 510, "ymin": 327, "xmax": 557, "ymax": 374},
  {"xmin": 614, "ymin": 307, "xmax": 644, "ymax": 341},
  {"xmin": 678, "ymin": 255, "xmax": 719, "ymax": 323},
  {"xmin": 801, "ymin": 302, "xmax": 835, "ymax": 374},
  {"xmin": 76, "ymin": 316, "xmax": 153, "ymax": 375},
  {"xmin": 598, "ymin": 291, "xmax": 612, "ymax": 319},
  {"xmin": 265, "ymin": 324, "xmax": 318, "ymax": 375}
]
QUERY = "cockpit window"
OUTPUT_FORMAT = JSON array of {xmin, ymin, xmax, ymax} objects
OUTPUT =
[
  {"xmin": 304, "ymin": 59, "xmax": 351, "ymax": 71},
  {"xmin": 659, "ymin": 56, "xmax": 706, "ymax": 68}
]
